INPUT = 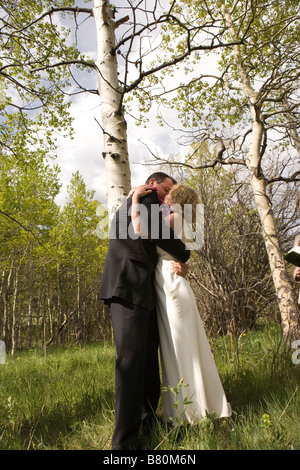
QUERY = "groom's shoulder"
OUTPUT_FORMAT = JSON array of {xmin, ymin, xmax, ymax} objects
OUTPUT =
[{"xmin": 140, "ymin": 189, "xmax": 159, "ymax": 205}]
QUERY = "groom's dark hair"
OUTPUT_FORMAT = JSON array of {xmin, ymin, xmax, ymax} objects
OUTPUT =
[{"xmin": 145, "ymin": 172, "xmax": 177, "ymax": 184}]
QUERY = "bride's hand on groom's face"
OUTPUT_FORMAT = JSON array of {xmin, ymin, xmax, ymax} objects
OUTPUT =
[
  {"xmin": 172, "ymin": 262, "xmax": 189, "ymax": 278},
  {"xmin": 127, "ymin": 185, "xmax": 153, "ymax": 199}
]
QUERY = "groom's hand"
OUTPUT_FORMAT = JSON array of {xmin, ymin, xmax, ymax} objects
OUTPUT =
[{"xmin": 172, "ymin": 261, "xmax": 189, "ymax": 278}]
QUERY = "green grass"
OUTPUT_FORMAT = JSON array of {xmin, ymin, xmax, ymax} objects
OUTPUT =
[
  {"xmin": 0, "ymin": 324, "xmax": 299, "ymax": 450},
  {"xmin": 0, "ymin": 343, "xmax": 116, "ymax": 450}
]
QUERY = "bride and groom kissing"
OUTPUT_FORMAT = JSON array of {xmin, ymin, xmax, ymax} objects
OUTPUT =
[{"xmin": 99, "ymin": 172, "xmax": 231, "ymax": 451}]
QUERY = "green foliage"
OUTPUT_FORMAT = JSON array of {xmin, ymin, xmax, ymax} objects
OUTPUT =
[
  {"xmin": 136, "ymin": 0, "xmax": 299, "ymax": 144},
  {"xmin": 54, "ymin": 171, "xmax": 102, "ymax": 266},
  {"xmin": 0, "ymin": 0, "xmax": 87, "ymax": 159},
  {"xmin": 162, "ymin": 378, "xmax": 193, "ymax": 427},
  {"xmin": 0, "ymin": 2, "xmax": 109, "ymax": 350},
  {"xmin": 0, "ymin": 149, "xmax": 61, "ymax": 241},
  {"xmin": 0, "ymin": 146, "xmax": 108, "ymax": 350}
]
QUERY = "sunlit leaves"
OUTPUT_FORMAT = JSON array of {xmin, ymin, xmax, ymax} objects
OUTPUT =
[
  {"xmin": 135, "ymin": 0, "xmax": 299, "ymax": 146},
  {"xmin": 0, "ymin": 0, "xmax": 81, "ymax": 158}
]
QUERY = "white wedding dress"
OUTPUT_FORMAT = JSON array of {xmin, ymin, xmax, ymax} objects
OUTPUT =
[{"xmin": 155, "ymin": 218, "xmax": 232, "ymax": 424}]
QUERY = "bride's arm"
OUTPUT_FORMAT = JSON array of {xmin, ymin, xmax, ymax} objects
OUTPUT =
[
  {"xmin": 131, "ymin": 185, "xmax": 153, "ymax": 234},
  {"xmin": 165, "ymin": 212, "xmax": 189, "ymax": 278}
]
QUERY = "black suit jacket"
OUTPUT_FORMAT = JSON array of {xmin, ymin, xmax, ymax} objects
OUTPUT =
[{"xmin": 99, "ymin": 190, "xmax": 190, "ymax": 310}]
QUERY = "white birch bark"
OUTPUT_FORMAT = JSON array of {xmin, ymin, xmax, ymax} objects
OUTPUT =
[
  {"xmin": 11, "ymin": 267, "xmax": 19, "ymax": 357},
  {"xmin": 93, "ymin": 0, "xmax": 131, "ymax": 217},
  {"xmin": 222, "ymin": 4, "xmax": 300, "ymax": 344}
]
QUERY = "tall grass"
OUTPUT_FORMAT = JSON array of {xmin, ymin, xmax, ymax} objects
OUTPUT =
[
  {"xmin": 0, "ymin": 324, "xmax": 299, "ymax": 450},
  {"xmin": 0, "ymin": 343, "xmax": 116, "ymax": 450},
  {"xmin": 152, "ymin": 324, "xmax": 300, "ymax": 450}
]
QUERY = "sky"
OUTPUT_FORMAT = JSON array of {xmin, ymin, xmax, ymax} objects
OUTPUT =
[{"xmin": 52, "ymin": 0, "xmax": 189, "ymax": 207}]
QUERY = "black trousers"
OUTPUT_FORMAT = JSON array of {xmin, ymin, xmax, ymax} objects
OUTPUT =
[{"xmin": 109, "ymin": 300, "xmax": 160, "ymax": 450}]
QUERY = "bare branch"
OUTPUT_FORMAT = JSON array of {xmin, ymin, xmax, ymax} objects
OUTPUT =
[
  {"xmin": 0, "ymin": 210, "xmax": 47, "ymax": 249},
  {"xmin": 125, "ymin": 39, "xmax": 243, "ymax": 94},
  {"xmin": 267, "ymin": 170, "xmax": 300, "ymax": 185},
  {"xmin": 3, "ymin": 6, "xmax": 93, "ymax": 36},
  {"xmin": 28, "ymin": 59, "xmax": 97, "ymax": 74},
  {"xmin": 138, "ymin": 136, "xmax": 246, "ymax": 171}
]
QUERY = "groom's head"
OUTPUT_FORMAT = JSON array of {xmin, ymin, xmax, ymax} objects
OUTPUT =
[{"xmin": 146, "ymin": 172, "xmax": 177, "ymax": 201}]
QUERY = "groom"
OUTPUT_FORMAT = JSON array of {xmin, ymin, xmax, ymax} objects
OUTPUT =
[{"xmin": 99, "ymin": 172, "xmax": 190, "ymax": 450}]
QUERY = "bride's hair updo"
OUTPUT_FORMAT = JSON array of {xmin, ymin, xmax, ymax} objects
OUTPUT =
[
  {"xmin": 168, "ymin": 183, "xmax": 199, "ymax": 227},
  {"xmin": 169, "ymin": 183, "xmax": 199, "ymax": 207}
]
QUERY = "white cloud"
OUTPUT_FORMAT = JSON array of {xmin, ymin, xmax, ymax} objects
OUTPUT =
[
  {"xmin": 53, "ymin": 91, "xmax": 105, "ymax": 206},
  {"xmin": 53, "ymin": 95, "xmax": 181, "ymax": 207}
]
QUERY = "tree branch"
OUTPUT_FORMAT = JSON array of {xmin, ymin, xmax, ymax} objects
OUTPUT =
[
  {"xmin": 124, "ymin": 40, "xmax": 244, "ymax": 94},
  {"xmin": 4, "ymin": 6, "xmax": 93, "ymax": 36},
  {"xmin": 139, "ymin": 137, "xmax": 246, "ymax": 171},
  {"xmin": 267, "ymin": 170, "xmax": 300, "ymax": 185},
  {"xmin": 29, "ymin": 59, "xmax": 97, "ymax": 73},
  {"xmin": 0, "ymin": 210, "xmax": 46, "ymax": 249}
]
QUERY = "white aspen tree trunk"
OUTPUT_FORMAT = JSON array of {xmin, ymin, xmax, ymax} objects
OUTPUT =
[
  {"xmin": 249, "ymin": 133, "xmax": 300, "ymax": 344},
  {"xmin": 56, "ymin": 263, "xmax": 62, "ymax": 346},
  {"xmin": 11, "ymin": 268, "xmax": 19, "ymax": 356},
  {"xmin": 48, "ymin": 296, "xmax": 53, "ymax": 345},
  {"xmin": 3, "ymin": 262, "xmax": 14, "ymax": 345},
  {"xmin": 93, "ymin": 0, "xmax": 131, "ymax": 217},
  {"xmin": 27, "ymin": 247, "xmax": 33, "ymax": 349},
  {"xmin": 222, "ymin": 4, "xmax": 300, "ymax": 344},
  {"xmin": 2, "ymin": 261, "xmax": 14, "ymax": 340}
]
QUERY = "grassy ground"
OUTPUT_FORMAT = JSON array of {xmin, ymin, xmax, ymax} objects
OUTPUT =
[{"xmin": 0, "ymin": 324, "xmax": 299, "ymax": 450}]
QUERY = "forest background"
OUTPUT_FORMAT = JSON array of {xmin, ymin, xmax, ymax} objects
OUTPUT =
[{"xmin": 0, "ymin": 0, "xmax": 300, "ymax": 355}]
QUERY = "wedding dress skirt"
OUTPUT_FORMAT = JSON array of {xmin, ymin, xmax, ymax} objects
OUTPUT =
[{"xmin": 155, "ymin": 248, "xmax": 232, "ymax": 424}]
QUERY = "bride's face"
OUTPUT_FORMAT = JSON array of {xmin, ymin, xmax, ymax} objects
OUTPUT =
[{"xmin": 164, "ymin": 192, "xmax": 173, "ymax": 206}]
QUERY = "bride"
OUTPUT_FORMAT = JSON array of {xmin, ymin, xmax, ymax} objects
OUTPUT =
[{"xmin": 131, "ymin": 182, "xmax": 231, "ymax": 424}]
